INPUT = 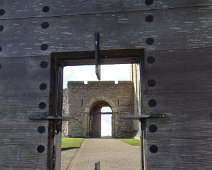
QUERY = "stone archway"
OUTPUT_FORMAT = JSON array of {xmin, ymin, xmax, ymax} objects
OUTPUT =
[
  {"xmin": 85, "ymin": 97, "xmax": 118, "ymax": 138},
  {"xmin": 64, "ymin": 81, "xmax": 136, "ymax": 138},
  {"xmin": 85, "ymin": 96, "xmax": 118, "ymax": 113}
]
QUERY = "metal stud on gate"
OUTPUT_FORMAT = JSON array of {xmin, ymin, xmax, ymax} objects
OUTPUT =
[
  {"xmin": 0, "ymin": 25, "xmax": 4, "ymax": 32},
  {"xmin": 41, "ymin": 44, "xmax": 48, "ymax": 51},
  {"xmin": 0, "ymin": 9, "xmax": 5, "ymax": 16},
  {"xmin": 42, "ymin": 6, "xmax": 50, "ymax": 13},
  {"xmin": 39, "ymin": 83, "xmax": 47, "ymax": 90},
  {"xmin": 40, "ymin": 61, "xmax": 48, "ymax": 68},
  {"xmin": 41, "ymin": 22, "xmax": 49, "ymax": 29},
  {"xmin": 147, "ymin": 79, "xmax": 156, "ymax": 87},
  {"xmin": 149, "ymin": 124, "xmax": 157, "ymax": 133},
  {"xmin": 146, "ymin": 38, "xmax": 154, "ymax": 45},
  {"xmin": 37, "ymin": 145, "xmax": 45, "ymax": 153},
  {"xmin": 147, "ymin": 56, "xmax": 155, "ymax": 64},
  {"xmin": 38, "ymin": 126, "xmax": 46, "ymax": 133},
  {"xmin": 148, "ymin": 99, "xmax": 157, "ymax": 107},
  {"xmin": 149, "ymin": 145, "xmax": 158, "ymax": 153},
  {"xmin": 39, "ymin": 102, "xmax": 46, "ymax": 109},
  {"xmin": 145, "ymin": 0, "xmax": 153, "ymax": 5}
]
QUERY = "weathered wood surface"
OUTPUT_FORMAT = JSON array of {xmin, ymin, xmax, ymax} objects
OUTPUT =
[
  {"xmin": 143, "ymin": 48, "xmax": 212, "ymax": 169},
  {"xmin": 0, "ymin": 7, "xmax": 211, "ymax": 57},
  {"xmin": 144, "ymin": 93, "xmax": 212, "ymax": 170},
  {"xmin": 0, "ymin": 56, "xmax": 50, "ymax": 169},
  {"xmin": 144, "ymin": 48, "xmax": 212, "ymax": 93},
  {"xmin": 0, "ymin": 1, "xmax": 211, "ymax": 169},
  {"xmin": 0, "ymin": 0, "xmax": 212, "ymax": 19}
]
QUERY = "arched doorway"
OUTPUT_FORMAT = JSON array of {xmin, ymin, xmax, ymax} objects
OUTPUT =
[{"xmin": 89, "ymin": 100, "xmax": 113, "ymax": 138}]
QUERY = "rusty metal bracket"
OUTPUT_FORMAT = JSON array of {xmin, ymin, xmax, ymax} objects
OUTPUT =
[
  {"xmin": 95, "ymin": 32, "xmax": 101, "ymax": 80},
  {"xmin": 30, "ymin": 115, "xmax": 71, "ymax": 121},
  {"xmin": 90, "ymin": 112, "xmax": 113, "ymax": 115},
  {"xmin": 120, "ymin": 113, "xmax": 165, "ymax": 121}
]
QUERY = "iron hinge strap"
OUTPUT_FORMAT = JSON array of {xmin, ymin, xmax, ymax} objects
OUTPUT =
[
  {"xmin": 120, "ymin": 113, "xmax": 166, "ymax": 121},
  {"xmin": 95, "ymin": 32, "xmax": 101, "ymax": 80},
  {"xmin": 30, "ymin": 115, "xmax": 71, "ymax": 121}
]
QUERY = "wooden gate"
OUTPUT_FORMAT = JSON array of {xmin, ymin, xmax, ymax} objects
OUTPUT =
[
  {"xmin": 143, "ymin": 48, "xmax": 212, "ymax": 169},
  {"xmin": 0, "ymin": 0, "xmax": 212, "ymax": 169},
  {"xmin": 0, "ymin": 56, "xmax": 56, "ymax": 169}
]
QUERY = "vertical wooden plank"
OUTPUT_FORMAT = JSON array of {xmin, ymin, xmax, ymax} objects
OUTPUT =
[
  {"xmin": 143, "ymin": 49, "xmax": 212, "ymax": 169},
  {"xmin": 0, "ymin": 56, "xmax": 51, "ymax": 169}
]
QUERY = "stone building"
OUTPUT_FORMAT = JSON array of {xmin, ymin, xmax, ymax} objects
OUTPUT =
[{"xmin": 62, "ymin": 81, "xmax": 138, "ymax": 138}]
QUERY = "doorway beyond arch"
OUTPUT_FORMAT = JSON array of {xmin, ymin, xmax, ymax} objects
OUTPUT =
[{"xmin": 88, "ymin": 100, "xmax": 114, "ymax": 138}]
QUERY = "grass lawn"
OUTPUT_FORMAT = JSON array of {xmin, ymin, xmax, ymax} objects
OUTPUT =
[
  {"xmin": 119, "ymin": 138, "xmax": 140, "ymax": 146},
  {"xmin": 61, "ymin": 137, "xmax": 84, "ymax": 149}
]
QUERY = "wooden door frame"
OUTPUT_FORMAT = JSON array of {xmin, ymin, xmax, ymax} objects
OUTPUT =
[{"xmin": 49, "ymin": 48, "xmax": 143, "ymax": 169}]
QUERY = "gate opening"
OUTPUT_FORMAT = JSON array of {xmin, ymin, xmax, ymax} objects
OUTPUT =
[
  {"xmin": 89, "ymin": 102, "xmax": 112, "ymax": 138},
  {"xmin": 50, "ymin": 49, "xmax": 143, "ymax": 170}
]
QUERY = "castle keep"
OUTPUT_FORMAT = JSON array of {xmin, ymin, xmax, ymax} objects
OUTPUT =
[{"xmin": 63, "ymin": 81, "xmax": 138, "ymax": 138}]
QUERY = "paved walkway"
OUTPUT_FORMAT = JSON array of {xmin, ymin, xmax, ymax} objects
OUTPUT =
[
  {"xmin": 61, "ymin": 139, "xmax": 140, "ymax": 170},
  {"xmin": 61, "ymin": 148, "xmax": 78, "ymax": 170}
]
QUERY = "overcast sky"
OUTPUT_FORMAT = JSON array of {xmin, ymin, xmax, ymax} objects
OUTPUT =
[{"xmin": 63, "ymin": 64, "xmax": 131, "ymax": 88}]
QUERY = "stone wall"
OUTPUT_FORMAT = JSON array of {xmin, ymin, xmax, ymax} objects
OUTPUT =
[
  {"xmin": 62, "ymin": 88, "xmax": 69, "ymax": 136},
  {"xmin": 63, "ymin": 81, "xmax": 138, "ymax": 138}
]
